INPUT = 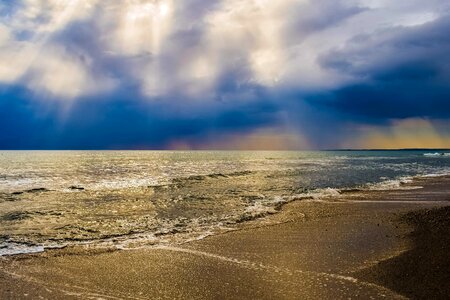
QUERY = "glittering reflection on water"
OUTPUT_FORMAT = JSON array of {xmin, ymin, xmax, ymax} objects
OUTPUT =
[{"xmin": 0, "ymin": 150, "xmax": 450, "ymax": 255}]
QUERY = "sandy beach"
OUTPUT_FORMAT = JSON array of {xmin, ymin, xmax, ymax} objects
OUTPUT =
[{"xmin": 1, "ymin": 176, "xmax": 449, "ymax": 299}]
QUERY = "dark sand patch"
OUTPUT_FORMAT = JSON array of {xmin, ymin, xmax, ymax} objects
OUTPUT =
[{"xmin": 356, "ymin": 206, "xmax": 450, "ymax": 299}]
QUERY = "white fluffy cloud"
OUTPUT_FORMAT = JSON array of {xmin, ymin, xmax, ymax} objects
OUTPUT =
[
  {"xmin": 100, "ymin": 0, "xmax": 174, "ymax": 56},
  {"xmin": 26, "ymin": 45, "xmax": 116, "ymax": 99},
  {"xmin": 0, "ymin": 0, "xmax": 111, "ymax": 98},
  {"xmin": 0, "ymin": 0, "xmax": 448, "ymax": 99}
]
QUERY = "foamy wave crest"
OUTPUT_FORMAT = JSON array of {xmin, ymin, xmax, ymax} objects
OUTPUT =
[
  {"xmin": 0, "ymin": 242, "xmax": 45, "ymax": 256},
  {"xmin": 367, "ymin": 177, "xmax": 420, "ymax": 191},
  {"xmin": 424, "ymin": 152, "xmax": 450, "ymax": 157},
  {"xmin": 286, "ymin": 187, "xmax": 344, "ymax": 202},
  {"xmin": 306, "ymin": 188, "xmax": 342, "ymax": 200},
  {"xmin": 418, "ymin": 171, "xmax": 450, "ymax": 178},
  {"xmin": 234, "ymin": 196, "xmax": 291, "ymax": 222}
]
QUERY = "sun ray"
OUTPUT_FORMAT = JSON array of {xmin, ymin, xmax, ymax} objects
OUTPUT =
[{"xmin": 6, "ymin": 0, "xmax": 96, "ymax": 83}]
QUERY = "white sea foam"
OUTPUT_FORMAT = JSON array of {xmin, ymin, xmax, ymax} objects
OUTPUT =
[
  {"xmin": 419, "ymin": 171, "xmax": 450, "ymax": 178},
  {"xmin": 287, "ymin": 176, "xmax": 426, "ymax": 202},
  {"xmin": 287, "ymin": 187, "xmax": 343, "ymax": 202},
  {"xmin": 423, "ymin": 152, "xmax": 449, "ymax": 157},
  {"xmin": 0, "ymin": 243, "xmax": 45, "ymax": 256},
  {"xmin": 245, "ymin": 202, "xmax": 270, "ymax": 214},
  {"xmin": 307, "ymin": 187, "xmax": 342, "ymax": 199},
  {"xmin": 237, "ymin": 196, "xmax": 290, "ymax": 217},
  {"xmin": 367, "ymin": 177, "xmax": 420, "ymax": 191}
]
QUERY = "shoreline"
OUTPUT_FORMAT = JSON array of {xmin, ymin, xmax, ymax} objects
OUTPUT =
[
  {"xmin": 2, "ymin": 171, "xmax": 449, "ymax": 257},
  {"xmin": 1, "ymin": 176, "xmax": 450, "ymax": 299}
]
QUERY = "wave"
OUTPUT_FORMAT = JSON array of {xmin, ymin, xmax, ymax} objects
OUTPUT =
[
  {"xmin": 366, "ymin": 177, "xmax": 421, "ymax": 191},
  {"xmin": 0, "ymin": 211, "xmax": 32, "ymax": 221},
  {"xmin": 418, "ymin": 172, "xmax": 450, "ymax": 178},
  {"xmin": 287, "ymin": 172, "xmax": 450, "ymax": 203},
  {"xmin": 424, "ymin": 152, "xmax": 450, "ymax": 157},
  {"xmin": 170, "ymin": 171, "xmax": 253, "ymax": 185},
  {"xmin": 3, "ymin": 170, "xmax": 450, "ymax": 257},
  {"xmin": 294, "ymin": 187, "xmax": 342, "ymax": 201},
  {"xmin": 9, "ymin": 188, "xmax": 50, "ymax": 196},
  {"xmin": 0, "ymin": 242, "xmax": 45, "ymax": 256},
  {"xmin": 4, "ymin": 170, "xmax": 255, "ymax": 195}
]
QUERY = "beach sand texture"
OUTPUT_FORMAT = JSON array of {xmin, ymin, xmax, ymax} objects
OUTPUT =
[{"xmin": 1, "ymin": 176, "xmax": 449, "ymax": 299}]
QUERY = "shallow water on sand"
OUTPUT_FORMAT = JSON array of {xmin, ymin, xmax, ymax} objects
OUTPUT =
[{"xmin": 1, "ymin": 150, "xmax": 450, "ymax": 255}]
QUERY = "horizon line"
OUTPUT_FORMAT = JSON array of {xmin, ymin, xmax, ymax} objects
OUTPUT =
[{"xmin": 0, "ymin": 148, "xmax": 449, "ymax": 151}]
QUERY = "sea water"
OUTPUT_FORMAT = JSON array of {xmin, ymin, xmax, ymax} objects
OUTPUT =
[{"xmin": 1, "ymin": 150, "xmax": 449, "ymax": 255}]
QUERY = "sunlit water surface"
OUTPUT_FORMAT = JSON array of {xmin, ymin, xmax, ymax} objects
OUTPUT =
[{"xmin": 1, "ymin": 150, "xmax": 449, "ymax": 255}]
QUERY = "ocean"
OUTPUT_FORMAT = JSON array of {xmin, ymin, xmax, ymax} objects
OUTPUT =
[{"xmin": 1, "ymin": 150, "xmax": 449, "ymax": 256}]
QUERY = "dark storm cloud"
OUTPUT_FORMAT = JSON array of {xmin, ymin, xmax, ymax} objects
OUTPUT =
[
  {"xmin": 286, "ymin": 0, "xmax": 366, "ymax": 41},
  {"xmin": 316, "ymin": 15, "xmax": 450, "ymax": 120},
  {"xmin": 0, "ymin": 85, "xmax": 280, "ymax": 149},
  {"xmin": 1, "ymin": 0, "xmax": 450, "ymax": 149}
]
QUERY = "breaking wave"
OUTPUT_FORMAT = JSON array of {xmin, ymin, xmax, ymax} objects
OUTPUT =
[{"xmin": 2, "ymin": 150, "xmax": 450, "ymax": 256}]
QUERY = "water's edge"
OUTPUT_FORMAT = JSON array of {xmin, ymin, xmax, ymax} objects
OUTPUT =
[{"xmin": 1, "ymin": 171, "xmax": 448, "ymax": 257}]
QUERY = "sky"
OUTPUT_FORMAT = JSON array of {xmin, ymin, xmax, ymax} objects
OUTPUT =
[{"xmin": 0, "ymin": 0, "xmax": 450, "ymax": 150}]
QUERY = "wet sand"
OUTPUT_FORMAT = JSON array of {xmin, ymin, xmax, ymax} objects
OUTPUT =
[
  {"xmin": 357, "ymin": 206, "xmax": 450, "ymax": 299},
  {"xmin": 1, "ymin": 177, "xmax": 449, "ymax": 299}
]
